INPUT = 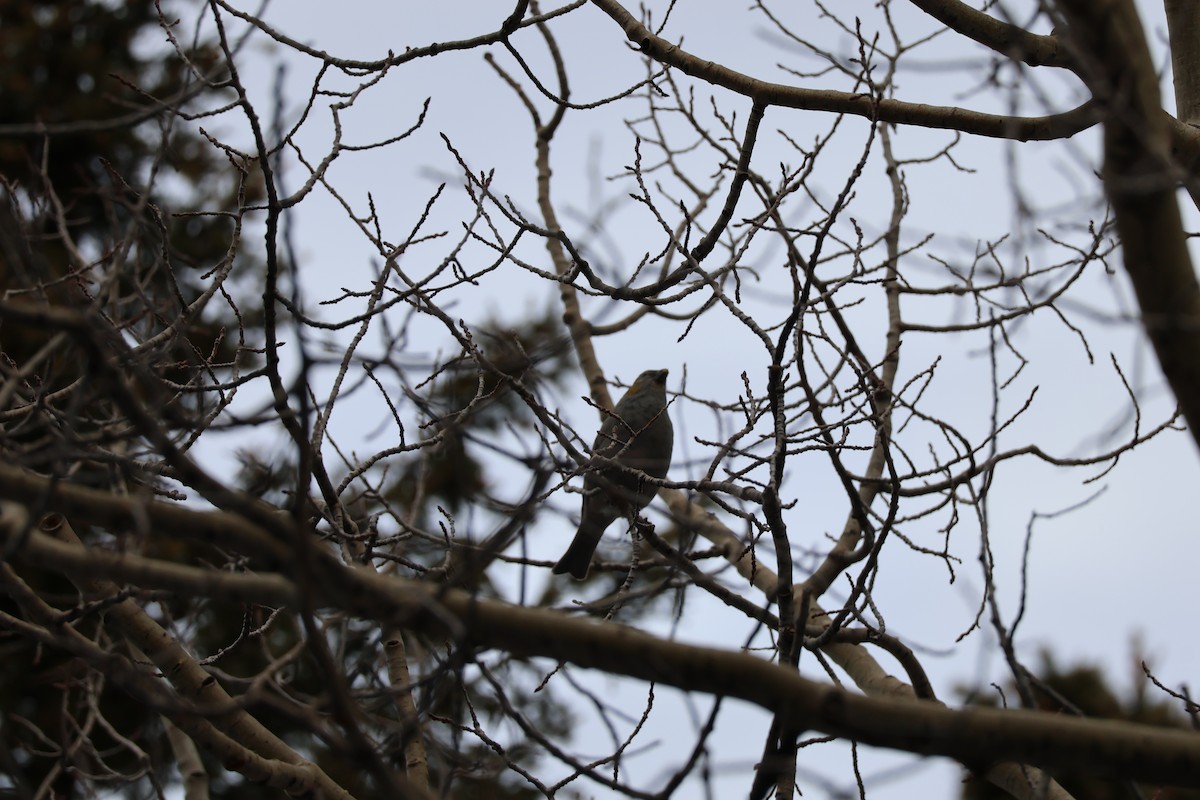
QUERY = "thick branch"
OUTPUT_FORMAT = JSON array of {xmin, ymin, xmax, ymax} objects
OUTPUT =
[
  {"xmin": 906, "ymin": 0, "xmax": 1069, "ymax": 67},
  {"xmin": 1165, "ymin": 0, "xmax": 1200, "ymax": 126},
  {"xmin": 1057, "ymin": 0, "xmax": 1200, "ymax": 450},
  {"xmin": 589, "ymin": 0, "xmax": 1096, "ymax": 140},
  {"xmin": 3, "ymin": 500, "xmax": 1199, "ymax": 787}
]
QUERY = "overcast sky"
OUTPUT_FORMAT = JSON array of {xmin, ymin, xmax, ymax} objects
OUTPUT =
[{"xmin": 196, "ymin": 2, "xmax": 1199, "ymax": 797}]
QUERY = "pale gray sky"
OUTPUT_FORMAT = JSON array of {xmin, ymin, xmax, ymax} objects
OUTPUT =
[{"xmin": 200, "ymin": 1, "xmax": 1198, "ymax": 796}]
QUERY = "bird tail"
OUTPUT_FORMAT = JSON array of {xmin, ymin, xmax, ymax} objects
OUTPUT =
[{"xmin": 552, "ymin": 519, "xmax": 606, "ymax": 580}]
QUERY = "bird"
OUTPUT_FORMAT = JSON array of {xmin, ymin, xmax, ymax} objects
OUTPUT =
[{"xmin": 553, "ymin": 369, "xmax": 674, "ymax": 579}]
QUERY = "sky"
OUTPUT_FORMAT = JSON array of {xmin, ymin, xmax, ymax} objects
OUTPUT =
[{"xmin": 186, "ymin": 1, "xmax": 1199, "ymax": 797}]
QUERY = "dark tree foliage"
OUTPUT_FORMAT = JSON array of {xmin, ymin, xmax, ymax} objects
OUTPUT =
[
  {"xmin": 0, "ymin": 3, "xmax": 255, "ymax": 795},
  {"xmin": 962, "ymin": 654, "xmax": 1200, "ymax": 800}
]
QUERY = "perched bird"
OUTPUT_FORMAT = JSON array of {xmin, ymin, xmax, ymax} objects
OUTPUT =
[{"xmin": 553, "ymin": 369, "xmax": 674, "ymax": 579}]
